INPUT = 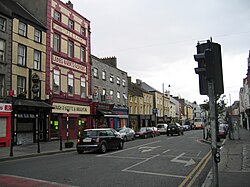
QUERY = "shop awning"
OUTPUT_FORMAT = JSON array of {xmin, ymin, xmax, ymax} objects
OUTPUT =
[
  {"xmin": 13, "ymin": 99, "xmax": 53, "ymax": 109},
  {"xmin": 104, "ymin": 114, "xmax": 128, "ymax": 119},
  {"xmin": 97, "ymin": 109, "xmax": 115, "ymax": 115}
]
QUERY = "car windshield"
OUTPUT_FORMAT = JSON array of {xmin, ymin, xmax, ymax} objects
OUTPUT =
[
  {"xmin": 140, "ymin": 127, "xmax": 147, "ymax": 131},
  {"xmin": 118, "ymin": 128, "xmax": 126, "ymax": 133},
  {"xmin": 157, "ymin": 125, "xmax": 164, "ymax": 128},
  {"xmin": 81, "ymin": 130, "xmax": 99, "ymax": 138}
]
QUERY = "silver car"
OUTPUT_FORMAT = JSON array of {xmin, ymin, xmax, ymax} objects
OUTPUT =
[{"xmin": 116, "ymin": 127, "xmax": 135, "ymax": 141}]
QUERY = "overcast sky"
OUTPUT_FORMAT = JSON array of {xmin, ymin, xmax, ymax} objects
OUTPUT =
[{"xmin": 63, "ymin": 0, "xmax": 250, "ymax": 105}]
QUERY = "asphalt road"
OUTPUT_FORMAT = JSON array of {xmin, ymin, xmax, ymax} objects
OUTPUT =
[{"xmin": 0, "ymin": 130, "xmax": 211, "ymax": 187}]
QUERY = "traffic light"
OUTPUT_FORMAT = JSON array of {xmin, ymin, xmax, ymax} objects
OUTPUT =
[{"xmin": 194, "ymin": 40, "xmax": 224, "ymax": 95}]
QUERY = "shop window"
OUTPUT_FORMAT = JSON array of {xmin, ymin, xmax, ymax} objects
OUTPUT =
[{"xmin": 0, "ymin": 118, "xmax": 6, "ymax": 138}]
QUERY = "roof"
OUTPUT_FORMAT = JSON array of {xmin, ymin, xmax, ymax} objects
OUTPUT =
[{"xmin": 0, "ymin": 0, "xmax": 46, "ymax": 30}]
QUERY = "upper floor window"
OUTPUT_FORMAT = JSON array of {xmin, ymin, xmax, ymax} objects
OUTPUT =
[
  {"xmin": 34, "ymin": 29, "xmax": 42, "ymax": 43},
  {"xmin": 34, "ymin": 50, "xmax": 41, "ymax": 70},
  {"xmin": 68, "ymin": 40, "xmax": 73, "ymax": 58},
  {"xmin": 53, "ymin": 69, "xmax": 60, "ymax": 93},
  {"xmin": 0, "ymin": 74, "xmax": 4, "ymax": 97},
  {"xmin": 0, "ymin": 39, "xmax": 5, "ymax": 62},
  {"xmin": 54, "ymin": 11, "xmax": 61, "ymax": 21},
  {"xmin": 80, "ymin": 77, "xmax": 86, "ymax": 98},
  {"xmin": 93, "ymin": 68, "xmax": 98, "ymax": 78},
  {"xmin": 109, "ymin": 90, "xmax": 113, "ymax": 97},
  {"xmin": 110, "ymin": 74, "xmax": 114, "ymax": 83},
  {"xmin": 68, "ymin": 19, "xmax": 74, "ymax": 29},
  {"xmin": 122, "ymin": 79, "xmax": 126, "ymax": 87},
  {"xmin": 102, "ymin": 71, "xmax": 106, "ymax": 80},
  {"xmin": 80, "ymin": 27, "xmax": 85, "ymax": 36},
  {"xmin": 18, "ymin": 21, "xmax": 27, "ymax": 36},
  {"xmin": 53, "ymin": 33, "xmax": 60, "ymax": 52},
  {"xmin": 0, "ymin": 17, "xmax": 6, "ymax": 31},
  {"xmin": 117, "ymin": 91, "xmax": 120, "ymax": 100},
  {"xmin": 68, "ymin": 74, "xmax": 74, "ymax": 95},
  {"xmin": 80, "ymin": 46, "xmax": 85, "ymax": 62},
  {"xmin": 18, "ymin": 44, "xmax": 26, "ymax": 66},
  {"xmin": 117, "ymin": 77, "xmax": 121, "ymax": 85},
  {"xmin": 17, "ymin": 76, "xmax": 26, "ymax": 95}
]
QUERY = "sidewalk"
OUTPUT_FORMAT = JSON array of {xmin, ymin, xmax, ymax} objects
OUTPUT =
[
  {"xmin": 0, "ymin": 139, "xmax": 77, "ymax": 162},
  {"xmin": 203, "ymin": 127, "xmax": 250, "ymax": 187}
]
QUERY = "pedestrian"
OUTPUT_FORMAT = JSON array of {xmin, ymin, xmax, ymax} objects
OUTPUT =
[{"xmin": 228, "ymin": 119, "xmax": 234, "ymax": 140}]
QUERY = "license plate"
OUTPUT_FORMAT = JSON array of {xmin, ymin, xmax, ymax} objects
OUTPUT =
[{"xmin": 83, "ymin": 138, "xmax": 92, "ymax": 142}]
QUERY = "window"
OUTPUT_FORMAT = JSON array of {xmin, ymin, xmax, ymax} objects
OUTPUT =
[
  {"xmin": 80, "ymin": 27, "xmax": 85, "ymax": 36},
  {"xmin": 0, "ymin": 39, "xmax": 5, "ymax": 61},
  {"xmin": 68, "ymin": 40, "xmax": 73, "ymax": 58},
  {"xmin": 101, "ymin": 88, "xmax": 106, "ymax": 101},
  {"xmin": 110, "ymin": 74, "xmax": 114, "ymax": 82},
  {"xmin": 53, "ymin": 69, "xmax": 60, "ymax": 93},
  {"xmin": 102, "ymin": 71, "xmax": 106, "ymax": 80},
  {"xmin": 93, "ymin": 68, "xmax": 98, "ymax": 78},
  {"xmin": 80, "ymin": 46, "xmax": 85, "ymax": 62},
  {"xmin": 117, "ymin": 91, "xmax": 120, "ymax": 100},
  {"xmin": 34, "ymin": 29, "xmax": 41, "ymax": 42},
  {"xmin": 53, "ymin": 33, "xmax": 60, "ymax": 52},
  {"xmin": 18, "ymin": 44, "xmax": 26, "ymax": 66},
  {"xmin": 54, "ymin": 11, "xmax": 61, "ymax": 21},
  {"xmin": 109, "ymin": 90, "xmax": 113, "ymax": 97},
  {"xmin": 17, "ymin": 76, "xmax": 26, "ymax": 95},
  {"xmin": 18, "ymin": 21, "xmax": 27, "ymax": 36},
  {"xmin": 80, "ymin": 77, "xmax": 86, "ymax": 98},
  {"xmin": 117, "ymin": 77, "xmax": 121, "ymax": 85},
  {"xmin": 102, "ymin": 89, "xmax": 106, "ymax": 96},
  {"xmin": 68, "ymin": 74, "xmax": 74, "ymax": 95},
  {"xmin": 0, "ymin": 17, "xmax": 6, "ymax": 31},
  {"xmin": 122, "ymin": 79, "xmax": 126, "ymax": 87},
  {"xmin": 34, "ymin": 50, "xmax": 41, "ymax": 70},
  {"xmin": 0, "ymin": 74, "xmax": 4, "ymax": 97},
  {"xmin": 68, "ymin": 19, "xmax": 74, "ymax": 29}
]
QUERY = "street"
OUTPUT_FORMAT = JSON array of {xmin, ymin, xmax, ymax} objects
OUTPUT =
[{"xmin": 0, "ymin": 130, "xmax": 211, "ymax": 187}]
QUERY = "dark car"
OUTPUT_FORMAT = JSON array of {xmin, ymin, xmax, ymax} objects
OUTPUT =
[
  {"xmin": 76, "ymin": 128, "xmax": 124, "ymax": 154},
  {"xmin": 135, "ymin": 127, "xmax": 154, "ymax": 139},
  {"xmin": 167, "ymin": 123, "xmax": 184, "ymax": 136}
]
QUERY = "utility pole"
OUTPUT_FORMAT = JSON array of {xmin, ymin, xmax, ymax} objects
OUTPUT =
[
  {"xmin": 162, "ymin": 83, "xmax": 165, "ymax": 122},
  {"xmin": 208, "ymin": 80, "xmax": 219, "ymax": 187}
]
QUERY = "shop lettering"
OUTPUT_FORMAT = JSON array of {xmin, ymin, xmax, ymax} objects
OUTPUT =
[
  {"xmin": 53, "ymin": 104, "xmax": 87, "ymax": 112},
  {"xmin": 52, "ymin": 55, "xmax": 86, "ymax": 73}
]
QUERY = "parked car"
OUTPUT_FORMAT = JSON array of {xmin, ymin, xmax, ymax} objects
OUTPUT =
[
  {"xmin": 76, "ymin": 128, "xmax": 124, "ymax": 154},
  {"xmin": 135, "ymin": 127, "xmax": 154, "ymax": 139},
  {"xmin": 116, "ymin": 127, "xmax": 135, "ymax": 141},
  {"xmin": 150, "ymin": 127, "xmax": 161, "ymax": 136},
  {"xmin": 167, "ymin": 123, "xmax": 184, "ymax": 136},
  {"xmin": 156, "ymin": 123, "xmax": 168, "ymax": 134},
  {"xmin": 217, "ymin": 123, "xmax": 229, "ymax": 140}
]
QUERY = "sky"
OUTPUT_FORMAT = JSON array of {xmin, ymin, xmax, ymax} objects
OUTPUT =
[{"xmin": 62, "ymin": 0, "xmax": 250, "ymax": 105}]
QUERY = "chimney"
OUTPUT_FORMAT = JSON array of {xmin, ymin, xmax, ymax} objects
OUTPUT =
[
  {"xmin": 136, "ymin": 79, "xmax": 142, "ymax": 86},
  {"xmin": 66, "ymin": 1, "xmax": 73, "ymax": 9}
]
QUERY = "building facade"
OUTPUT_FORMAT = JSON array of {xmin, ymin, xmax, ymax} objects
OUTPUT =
[{"xmin": 91, "ymin": 55, "xmax": 128, "ymax": 129}]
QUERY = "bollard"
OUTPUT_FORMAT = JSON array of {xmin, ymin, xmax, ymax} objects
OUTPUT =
[
  {"xmin": 60, "ymin": 136, "xmax": 62, "ymax": 151},
  {"xmin": 37, "ymin": 136, "xmax": 40, "ymax": 153},
  {"xmin": 10, "ymin": 138, "xmax": 14, "ymax": 157}
]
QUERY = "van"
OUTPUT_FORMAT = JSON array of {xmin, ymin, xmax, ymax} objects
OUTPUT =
[{"xmin": 156, "ymin": 123, "xmax": 168, "ymax": 134}]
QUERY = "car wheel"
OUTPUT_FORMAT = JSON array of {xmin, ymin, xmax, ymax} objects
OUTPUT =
[
  {"xmin": 178, "ymin": 132, "xmax": 180, "ymax": 136},
  {"xmin": 123, "ymin": 136, "xmax": 127, "ymax": 142},
  {"xmin": 151, "ymin": 133, "xmax": 154, "ymax": 138},
  {"xmin": 118, "ymin": 141, "xmax": 124, "ymax": 150},
  {"xmin": 144, "ymin": 134, "xmax": 147, "ymax": 139},
  {"xmin": 171, "ymin": 134, "xmax": 173, "ymax": 136},
  {"xmin": 181, "ymin": 132, "xmax": 184, "ymax": 135},
  {"xmin": 77, "ymin": 149, "xmax": 84, "ymax": 154},
  {"xmin": 99, "ymin": 143, "xmax": 107, "ymax": 154},
  {"xmin": 167, "ymin": 133, "xmax": 169, "ymax": 136}
]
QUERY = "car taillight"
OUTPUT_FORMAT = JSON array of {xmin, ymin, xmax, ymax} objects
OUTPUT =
[
  {"xmin": 95, "ymin": 138, "xmax": 99, "ymax": 143},
  {"xmin": 77, "ymin": 138, "xmax": 81, "ymax": 143}
]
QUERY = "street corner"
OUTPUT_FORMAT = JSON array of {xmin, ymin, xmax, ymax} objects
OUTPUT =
[{"xmin": 0, "ymin": 174, "xmax": 76, "ymax": 187}]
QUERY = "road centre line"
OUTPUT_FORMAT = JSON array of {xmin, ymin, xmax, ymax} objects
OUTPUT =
[
  {"xmin": 97, "ymin": 140, "xmax": 161, "ymax": 157},
  {"xmin": 178, "ymin": 150, "xmax": 212, "ymax": 187}
]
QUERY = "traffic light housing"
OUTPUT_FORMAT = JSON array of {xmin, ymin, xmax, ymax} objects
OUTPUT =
[{"xmin": 194, "ymin": 40, "xmax": 224, "ymax": 95}]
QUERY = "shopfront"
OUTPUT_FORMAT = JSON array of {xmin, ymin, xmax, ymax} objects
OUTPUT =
[
  {"xmin": 0, "ymin": 103, "xmax": 12, "ymax": 147},
  {"xmin": 51, "ymin": 102, "xmax": 90, "ymax": 140}
]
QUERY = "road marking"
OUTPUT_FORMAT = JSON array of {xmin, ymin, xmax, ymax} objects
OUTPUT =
[
  {"xmin": 163, "ymin": 149, "xmax": 171, "ymax": 154},
  {"xmin": 97, "ymin": 140, "xmax": 161, "ymax": 157},
  {"xmin": 139, "ymin": 146, "xmax": 161, "ymax": 153},
  {"xmin": 197, "ymin": 151, "xmax": 202, "ymax": 157},
  {"xmin": 171, "ymin": 153, "xmax": 196, "ymax": 167},
  {"xmin": 179, "ymin": 150, "xmax": 211, "ymax": 187}
]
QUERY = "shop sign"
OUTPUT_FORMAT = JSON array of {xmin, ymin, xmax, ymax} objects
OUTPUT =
[
  {"xmin": 0, "ymin": 103, "xmax": 12, "ymax": 112},
  {"xmin": 52, "ymin": 103, "xmax": 90, "ymax": 115},
  {"xmin": 52, "ymin": 55, "xmax": 87, "ymax": 73}
]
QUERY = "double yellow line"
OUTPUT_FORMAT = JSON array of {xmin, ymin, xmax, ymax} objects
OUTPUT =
[{"xmin": 179, "ymin": 150, "xmax": 212, "ymax": 187}]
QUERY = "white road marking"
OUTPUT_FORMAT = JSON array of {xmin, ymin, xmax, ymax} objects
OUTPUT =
[
  {"xmin": 197, "ymin": 151, "xmax": 202, "ymax": 157},
  {"xmin": 139, "ymin": 146, "xmax": 161, "ymax": 153},
  {"xmin": 163, "ymin": 149, "xmax": 171, "ymax": 154},
  {"xmin": 171, "ymin": 153, "xmax": 196, "ymax": 167}
]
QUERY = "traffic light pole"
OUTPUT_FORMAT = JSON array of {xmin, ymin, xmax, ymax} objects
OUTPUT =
[{"xmin": 208, "ymin": 80, "xmax": 219, "ymax": 187}]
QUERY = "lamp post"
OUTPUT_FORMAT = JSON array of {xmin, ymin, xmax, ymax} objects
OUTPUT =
[{"xmin": 66, "ymin": 109, "xmax": 69, "ymax": 141}]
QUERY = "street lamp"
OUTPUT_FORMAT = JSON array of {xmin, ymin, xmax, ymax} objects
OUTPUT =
[
  {"xmin": 162, "ymin": 83, "xmax": 170, "ymax": 123},
  {"xmin": 66, "ymin": 109, "xmax": 69, "ymax": 141}
]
